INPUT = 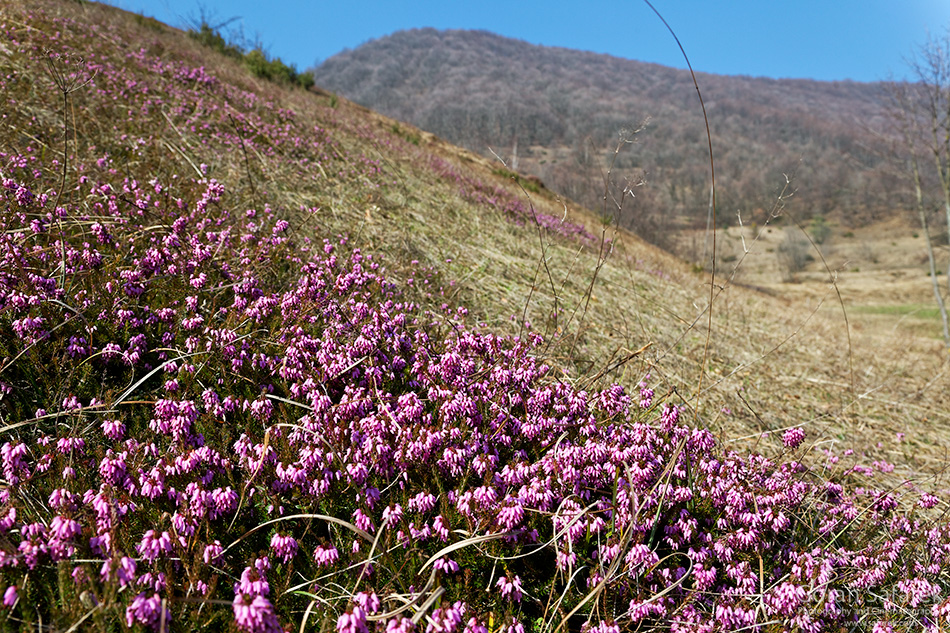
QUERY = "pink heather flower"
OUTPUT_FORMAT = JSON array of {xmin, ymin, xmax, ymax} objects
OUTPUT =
[
  {"xmin": 873, "ymin": 460, "xmax": 894, "ymax": 473},
  {"xmin": 782, "ymin": 427, "xmax": 806, "ymax": 449},
  {"xmin": 639, "ymin": 386, "xmax": 654, "ymax": 409},
  {"xmin": 919, "ymin": 493, "xmax": 940, "ymax": 509},
  {"xmin": 585, "ymin": 622, "xmax": 620, "ymax": 633},
  {"xmin": 49, "ymin": 516, "xmax": 81, "ymax": 541},
  {"xmin": 660, "ymin": 403, "xmax": 680, "ymax": 431},
  {"xmin": 429, "ymin": 601, "xmax": 465, "ymax": 633},
  {"xmin": 625, "ymin": 543, "xmax": 660, "ymax": 571},
  {"xmin": 204, "ymin": 541, "xmax": 224, "ymax": 564},
  {"xmin": 933, "ymin": 597, "xmax": 950, "ymax": 619},
  {"xmin": 101, "ymin": 418, "xmax": 126, "ymax": 440},
  {"xmin": 628, "ymin": 598, "xmax": 667, "ymax": 622},
  {"xmin": 0, "ymin": 508, "xmax": 14, "ymax": 532},
  {"xmin": 352, "ymin": 508, "xmax": 374, "ymax": 532},
  {"xmin": 269, "ymin": 533, "xmax": 298, "ymax": 563},
  {"xmin": 48, "ymin": 488, "xmax": 76, "ymax": 511},
  {"xmin": 235, "ymin": 565, "xmax": 270, "ymax": 597},
  {"xmin": 764, "ymin": 581, "xmax": 807, "ymax": 617},
  {"xmin": 116, "ymin": 556, "xmax": 137, "ymax": 587},
  {"xmin": 233, "ymin": 593, "xmax": 283, "ymax": 633},
  {"xmin": 382, "ymin": 504, "xmax": 404, "ymax": 525},
  {"xmin": 897, "ymin": 577, "xmax": 941, "ymax": 607},
  {"xmin": 556, "ymin": 549, "xmax": 577, "ymax": 571},
  {"xmin": 2, "ymin": 586, "xmax": 16, "ymax": 607},
  {"xmin": 137, "ymin": 529, "xmax": 173, "ymax": 562},
  {"xmin": 714, "ymin": 604, "xmax": 755, "ymax": 629},
  {"xmin": 313, "ymin": 544, "xmax": 339, "ymax": 567},
  {"xmin": 337, "ymin": 606, "xmax": 369, "ymax": 633},
  {"xmin": 433, "ymin": 557, "xmax": 460, "ymax": 575},
  {"xmin": 495, "ymin": 575, "xmax": 522, "ymax": 602},
  {"xmin": 387, "ymin": 616, "xmax": 415, "ymax": 633},
  {"xmin": 138, "ymin": 571, "xmax": 166, "ymax": 594},
  {"xmin": 496, "ymin": 503, "xmax": 524, "ymax": 530},
  {"xmin": 55, "ymin": 436, "xmax": 85, "ymax": 454},
  {"xmin": 353, "ymin": 591, "xmax": 380, "ymax": 614},
  {"xmin": 408, "ymin": 491, "xmax": 437, "ymax": 513},
  {"xmin": 432, "ymin": 515, "xmax": 450, "ymax": 541},
  {"xmin": 463, "ymin": 617, "xmax": 488, "ymax": 633},
  {"xmin": 125, "ymin": 592, "xmax": 168, "ymax": 629}
]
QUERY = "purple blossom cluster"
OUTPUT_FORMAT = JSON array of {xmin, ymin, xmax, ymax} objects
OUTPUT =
[
  {"xmin": 3, "ymin": 161, "xmax": 950, "ymax": 630},
  {"xmin": 0, "ymin": 3, "xmax": 949, "ymax": 633},
  {"xmin": 0, "ymin": 9, "xmax": 385, "ymax": 219},
  {"xmin": 428, "ymin": 156, "xmax": 601, "ymax": 245}
]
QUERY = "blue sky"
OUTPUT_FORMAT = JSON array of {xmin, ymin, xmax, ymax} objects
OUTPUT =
[{"xmin": 103, "ymin": 0, "xmax": 950, "ymax": 82}]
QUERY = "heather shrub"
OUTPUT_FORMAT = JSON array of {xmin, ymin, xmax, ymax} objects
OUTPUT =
[
  {"xmin": 0, "ymin": 4, "xmax": 949, "ymax": 633},
  {"xmin": 2, "ymin": 168, "xmax": 950, "ymax": 632}
]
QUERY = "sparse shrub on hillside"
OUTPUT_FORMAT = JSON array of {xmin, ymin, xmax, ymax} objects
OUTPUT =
[
  {"xmin": 133, "ymin": 13, "xmax": 165, "ymax": 33},
  {"xmin": 777, "ymin": 228, "xmax": 812, "ymax": 281},
  {"xmin": 391, "ymin": 122, "xmax": 422, "ymax": 145},
  {"xmin": 188, "ymin": 22, "xmax": 244, "ymax": 60},
  {"xmin": 296, "ymin": 69, "xmax": 315, "ymax": 90},
  {"xmin": 189, "ymin": 22, "xmax": 315, "ymax": 89},
  {"xmin": 808, "ymin": 214, "xmax": 832, "ymax": 245},
  {"xmin": 243, "ymin": 47, "xmax": 276, "ymax": 79},
  {"xmin": 246, "ymin": 50, "xmax": 314, "ymax": 89},
  {"xmin": 493, "ymin": 167, "xmax": 542, "ymax": 194}
]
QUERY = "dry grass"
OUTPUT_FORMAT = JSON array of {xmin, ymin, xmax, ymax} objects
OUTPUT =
[
  {"xmin": 3, "ymin": 4, "xmax": 950, "ymax": 631},
  {"xmin": 9, "ymin": 0, "xmax": 950, "ymax": 484}
]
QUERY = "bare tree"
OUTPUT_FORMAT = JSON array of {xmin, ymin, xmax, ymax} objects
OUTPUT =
[
  {"xmin": 886, "ymin": 31, "xmax": 950, "ymax": 346},
  {"xmin": 776, "ymin": 227, "xmax": 811, "ymax": 282}
]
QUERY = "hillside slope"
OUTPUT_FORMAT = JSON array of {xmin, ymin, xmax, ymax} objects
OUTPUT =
[
  {"xmin": 0, "ymin": 0, "xmax": 945, "ymax": 497},
  {"xmin": 0, "ymin": 2, "xmax": 949, "ymax": 631},
  {"xmin": 0, "ymin": 0, "xmax": 945, "ymax": 498},
  {"xmin": 313, "ymin": 28, "xmax": 900, "ymax": 243}
]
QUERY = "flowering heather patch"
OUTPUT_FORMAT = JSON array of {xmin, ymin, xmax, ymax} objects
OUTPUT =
[
  {"xmin": 428, "ymin": 156, "xmax": 601, "ymax": 245},
  {"xmin": 1, "ymin": 168, "xmax": 950, "ymax": 631},
  {"xmin": 0, "ymin": 5, "xmax": 385, "ymax": 216},
  {"xmin": 1, "ymin": 3, "xmax": 950, "ymax": 633}
]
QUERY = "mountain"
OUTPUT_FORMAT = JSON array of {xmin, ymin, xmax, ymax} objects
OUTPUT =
[{"xmin": 313, "ymin": 29, "xmax": 900, "ymax": 248}]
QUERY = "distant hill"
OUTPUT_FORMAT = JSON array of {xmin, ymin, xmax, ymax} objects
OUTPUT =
[{"xmin": 313, "ymin": 28, "xmax": 901, "ymax": 247}]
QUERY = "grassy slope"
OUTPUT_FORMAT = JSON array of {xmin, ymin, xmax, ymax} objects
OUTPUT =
[
  {"xmin": 1, "ymin": 2, "xmax": 950, "ymax": 631},
  {"xmin": 4, "ymin": 0, "xmax": 949, "ymax": 477}
]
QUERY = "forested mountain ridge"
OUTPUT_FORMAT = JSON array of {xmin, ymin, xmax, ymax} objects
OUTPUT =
[{"xmin": 313, "ymin": 28, "xmax": 900, "ymax": 243}]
